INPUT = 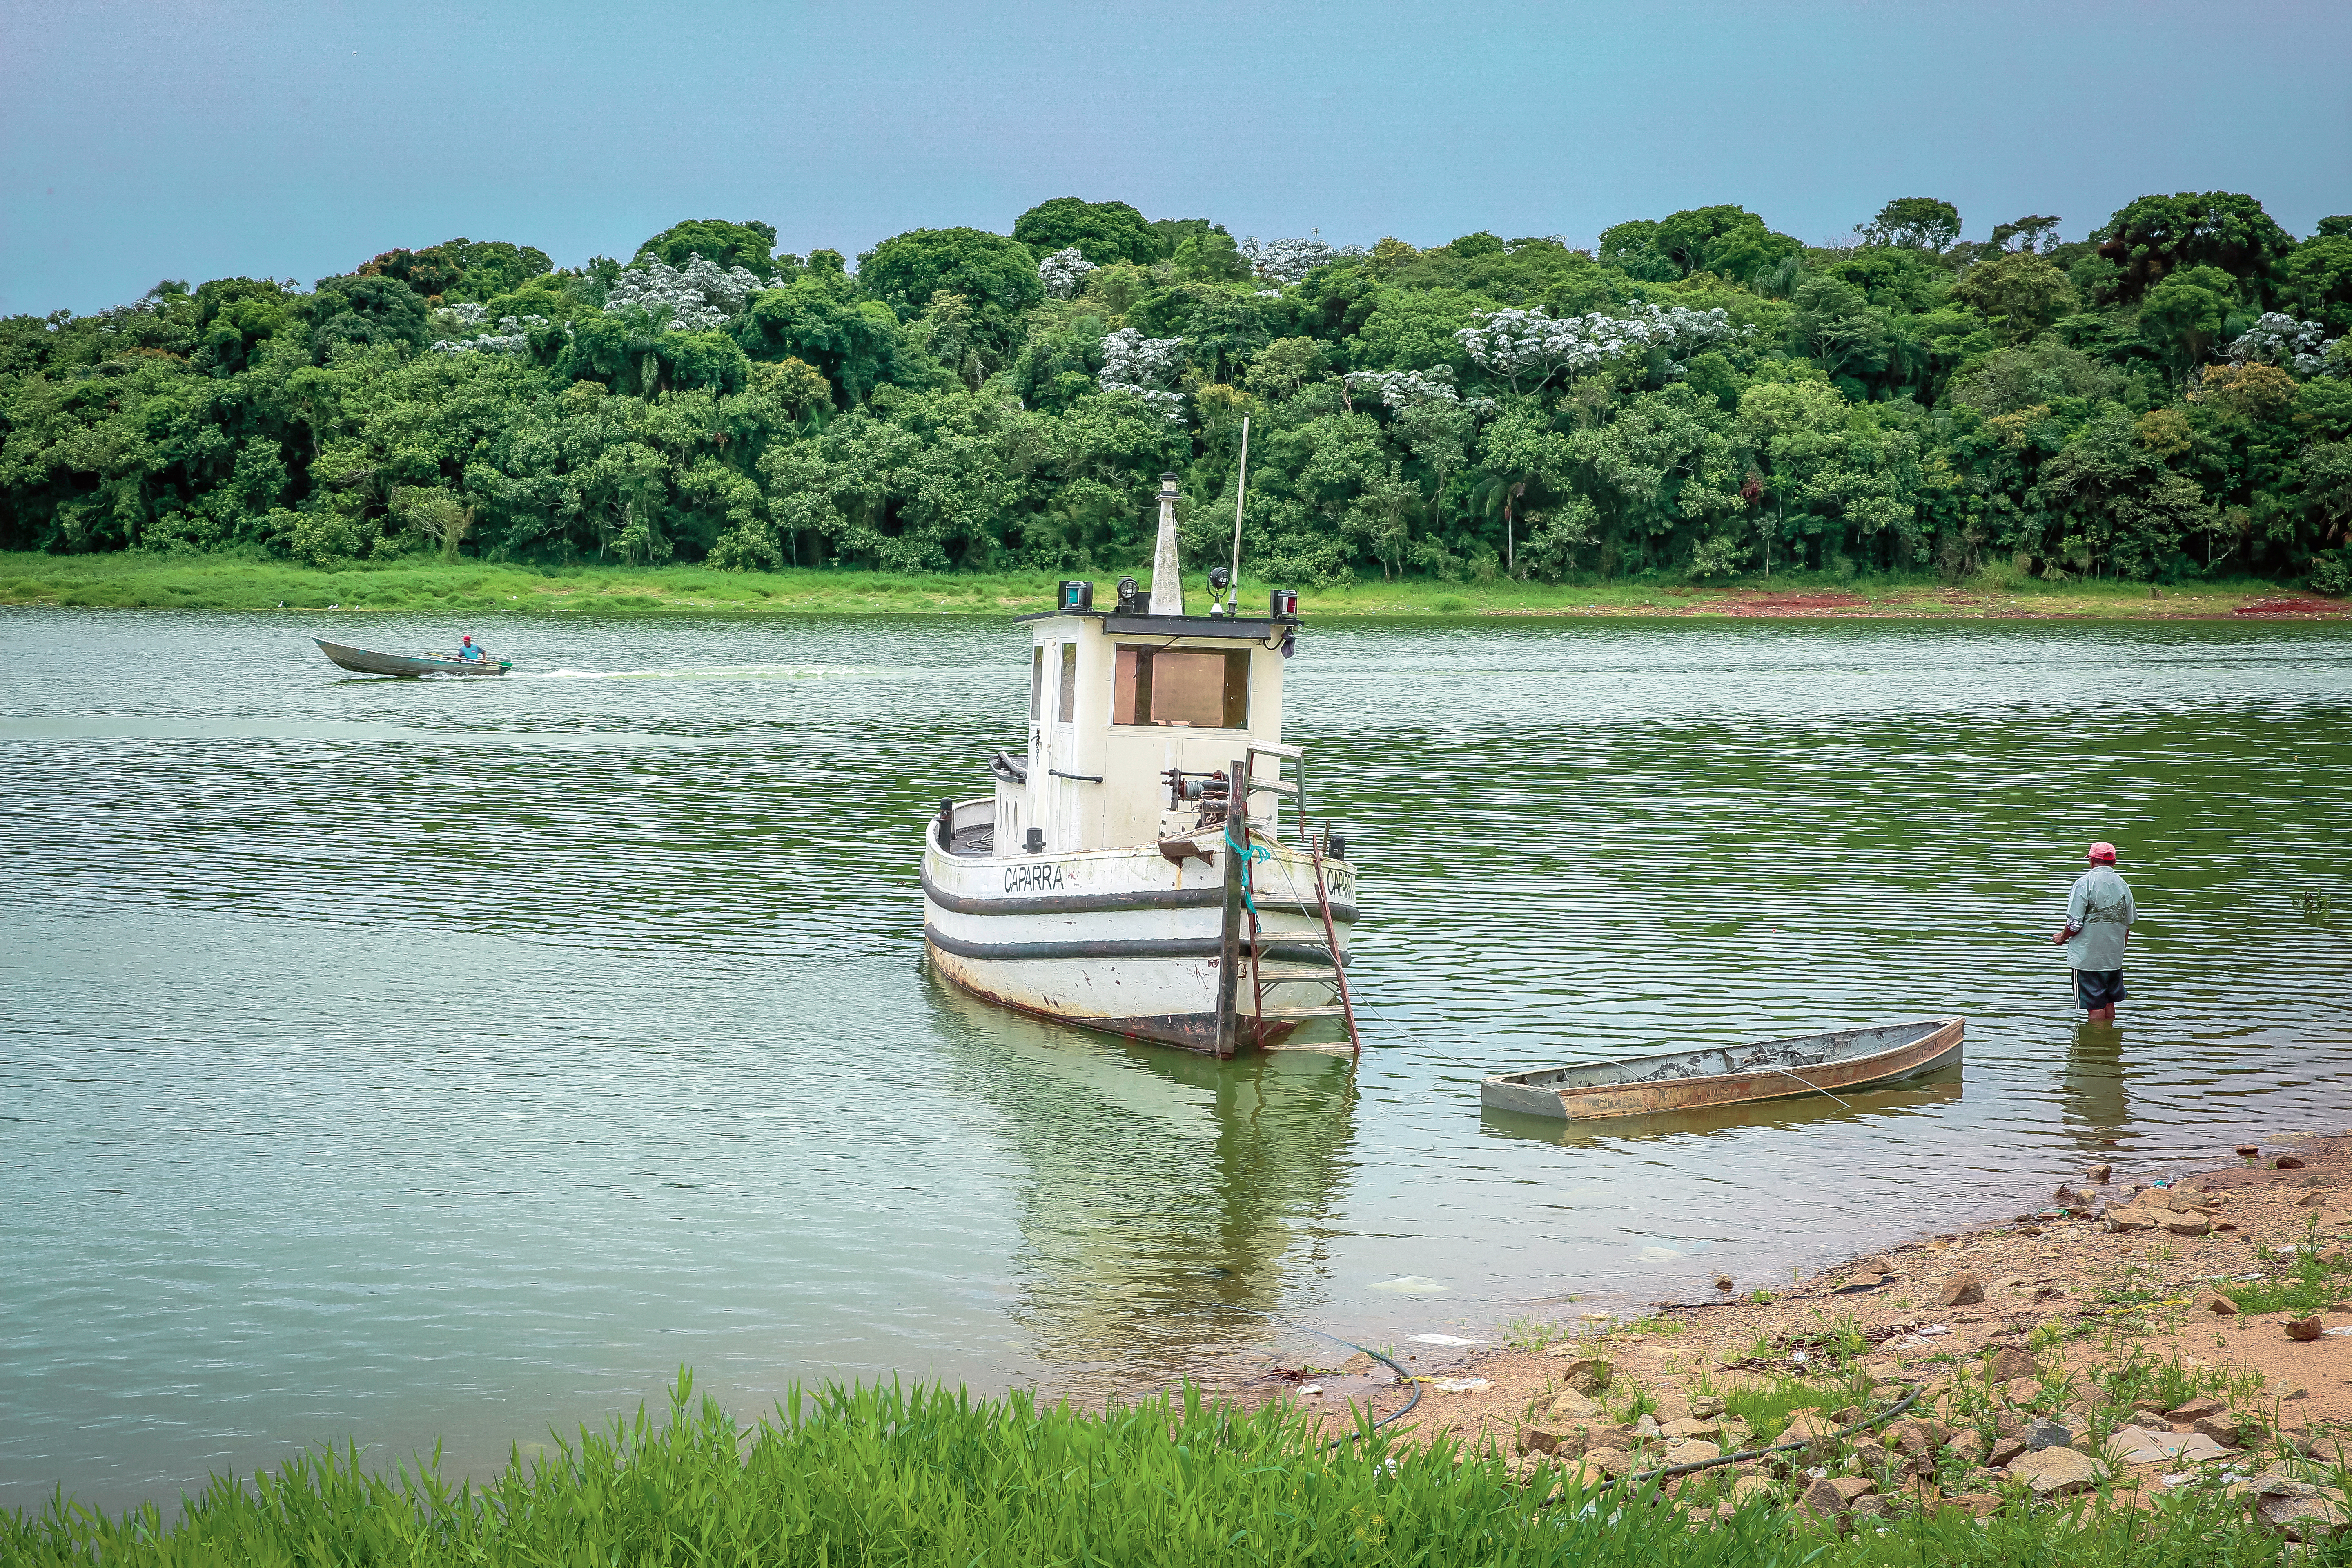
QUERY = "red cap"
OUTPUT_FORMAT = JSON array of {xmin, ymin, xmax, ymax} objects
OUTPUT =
[{"xmin": 2087, "ymin": 841, "xmax": 2117, "ymax": 863}]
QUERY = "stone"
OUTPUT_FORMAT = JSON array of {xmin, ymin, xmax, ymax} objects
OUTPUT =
[
  {"xmin": 1633, "ymin": 1413, "xmax": 1663, "ymax": 1439},
  {"xmin": 2006, "ymin": 1446, "xmax": 2108, "ymax": 1497},
  {"xmin": 1580, "ymin": 1446, "xmax": 1638, "ymax": 1479},
  {"xmin": 2167, "ymin": 1188, "xmax": 2217, "ymax": 1212},
  {"xmin": 2169, "ymin": 1215, "xmax": 2213, "ymax": 1237},
  {"xmin": 2192, "ymin": 1287, "xmax": 2241, "ymax": 1316},
  {"xmin": 2003, "ymin": 1376, "xmax": 2043, "ymax": 1406},
  {"xmin": 2109, "ymin": 1425, "xmax": 2230, "ymax": 1465},
  {"xmin": 2165, "ymin": 1397, "xmax": 2225, "ymax": 1424},
  {"xmin": 1689, "ymin": 1395, "xmax": 1726, "ymax": 1420},
  {"xmin": 1548, "ymin": 1390, "xmax": 1601, "ymax": 1421},
  {"xmin": 1858, "ymin": 1254, "xmax": 1895, "ymax": 1276},
  {"xmin": 2288, "ymin": 1317, "xmax": 2324, "ymax": 1341},
  {"xmin": 2131, "ymin": 1397, "xmax": 2171, "ymax": 1414},
  {"xmin": 2085, "ymin": 1163, "xmax": 2113, "ymax": 1183},
  {"xmin": 2237, "ymin": 1145, "xmax": 2261, "ymax": 1158},
  {"xmin": 1944, "ymin": 1429, "xmax": 1989, "ymax": 1466},
  {"xmin": 2247, "ymin": 1474, "xmax": 2352, "ymax": 1540},
  {"xmin": 1986, "ymin": 1345, "xmax": 2040, "ymax": 1383},
  {"xmin": 1939, "ymin": 1272, "xmax": 1986, "ymax": 1306},
  {"xmin": 2296, "ymin": 1189, "xmax": 2328, "ymax": 1208},
  {"xmin": 1829, "ymin": 1476, "xmax": 1878, "ymax": 1504},
  {"xmin": 2019, "ymin": 1416, "xmax": 2073, "ymax": 1452},
  {"xmin": 1727, "ymin": 1475, "xmax": 1773, "ymax": 1508},
  {"xmin": 1660, "ymin": 1417, "xmax": 1722, "ymax": 1443},
  {"xmin": 1940, "ymin": 1492, "xmax": 2002, "ymax": 1519},
  {"xmin": 2193, "ymin": 1412, "xmax": 2248, "ymax": 1448},
  {"xmin": 1987, "ymin": 1434, "xmax": 2027, "ymax": 1468},
  {"xmin": 1797, "ymin": 1477, "xmax": 1850, "ymax": 1518},
  {"xmin": 1664, "ymin": 1439, "xmax": 1721, "ymax": 1466},
  {"xmin": 1849, "ymin": 1494, "xmax": 1895, "ymax": 1519},
  {"xmin": 2106, "ymin": 1210, "xmax": 2157, "ymax": 1233},
  {"xmin": 1556, "ymin": 1357, "xmax": 1612, "ymax": 1396},
  {"xmin": 1994, "ymin": 1411, "xmax": 2025, "ymax": 1436},
  {"xmin": 2278, "ymin": 1156, "xmax": 2308, "ymax": 1169},
  {"xmin": 1520, "ymin": 1424, "xmax": 1589, "ymax": 1458}
]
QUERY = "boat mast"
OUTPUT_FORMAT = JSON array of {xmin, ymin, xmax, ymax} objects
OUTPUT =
[
  {"xmin": 1148, "ymin": 472, "xmax": 1185, "ymax": 615},
  {"xmin": 1226, "ymin": 416, "xmax": 1249, "ymax": 616}
]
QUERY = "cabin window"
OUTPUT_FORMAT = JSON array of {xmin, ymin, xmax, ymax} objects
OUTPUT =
[
  {"xmin": 1112, "ymin": 646, "xmax": 1250, "ymax": 729},
  {"xmin": 1030, "ymin": 645, "xmax": 1045, "ymax": 720},
  {"xmin": 1058, "ymin": 643, "xmax": 1078, "ymax": 723}
]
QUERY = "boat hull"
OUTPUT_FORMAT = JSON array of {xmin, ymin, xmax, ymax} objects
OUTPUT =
[
  {"xmin": 315, "ymin": 639, "xmax": 511, "ymax": 677},
  {"xmin": 921, "ymin": 805, "xmax": 1355, "ymax": 1054},
  {"xmin": 1482, "ymin": 1018, "xmax": 1964, "ymax": 1120}
]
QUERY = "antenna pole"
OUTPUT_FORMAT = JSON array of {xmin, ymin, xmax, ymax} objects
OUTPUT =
[{"xmin": 1227, "ymin": 416, "xmax": 1249, "ymax": 615}]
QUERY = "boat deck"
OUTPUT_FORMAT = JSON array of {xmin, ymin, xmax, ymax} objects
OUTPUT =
[{"xmin": 947, "ymin": 823, "xmax": 994, "ymax": 858}]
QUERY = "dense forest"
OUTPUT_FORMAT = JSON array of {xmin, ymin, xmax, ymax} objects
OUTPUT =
[{"xmin": 5, "ymin": 193, "xmax": 2351, "ymax": 591}]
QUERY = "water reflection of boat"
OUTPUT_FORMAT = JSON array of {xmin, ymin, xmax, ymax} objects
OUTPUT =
[
  {"xmin": 1481, "ymin": 1019, "xmax": 1964, "ymax": 1120},
  {"xmin": 924, "ymin": 974, "xmax": 1356, "ymax": 1383},
  {"xmin": 1480, "ymin": 1076, "xmax": 1962, "ymax": 1147},
  {"xmin": 920, "ymin": 472, "xmax": 1359, "ymax": 1056}
]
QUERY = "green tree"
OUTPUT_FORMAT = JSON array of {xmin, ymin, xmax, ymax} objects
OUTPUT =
[
  {"xmin": 2139, "ymin": 265, "xmax": 2237, "ymax": 373},
  {"xmin": 1011, "ymin": 198, "xmax": 1158, "ymax": 265},
  {"xmin": 2094, "ymin": 192, "xmax": 2296, "ymax": 301},
  {"xmin": 857, "ymin": 228, "xmax": 1043, "ymax": 357},
  {"xmin": 635, "ymin": 219, "xmax": 781, "ymax": 280},
  {"xmin": 1949, "ymin": 252, "xmax": 2076, "ymax": 343},
  {"xmin": 304, "ymin": 275, "xmax": 430, "ymax": 363},
  {"xmin": 1858, "ymin": 197, "xmax": 1962, "ymax": 252}
]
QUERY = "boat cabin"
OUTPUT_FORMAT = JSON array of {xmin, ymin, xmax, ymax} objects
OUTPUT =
[{"xmin": 977, "ymin": 474, "xmax": 1302, "ymax": 861}]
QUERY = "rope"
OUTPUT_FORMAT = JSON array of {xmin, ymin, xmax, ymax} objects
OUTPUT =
[{"xmin": 1223, "ymin": 823, "xmax": 1272, "ymax": 919}]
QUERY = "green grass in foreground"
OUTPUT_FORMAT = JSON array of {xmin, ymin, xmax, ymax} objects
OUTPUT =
[
  {"xmin": 0, "ymin": 550, "xmax": 2327, "ymax": 620},
  {"xmin": 2, "ymin": 1376, "xmax": 2330, "ymax": 1567}
]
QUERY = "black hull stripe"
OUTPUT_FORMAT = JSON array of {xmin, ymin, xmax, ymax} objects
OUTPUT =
[
  {"xmin": 920, "ymin": 865, "xmax": 1355, "ymax": 923},
  {"xmin": 925, "ymin": 927, "xmax": 1336, "ymax": 964}
]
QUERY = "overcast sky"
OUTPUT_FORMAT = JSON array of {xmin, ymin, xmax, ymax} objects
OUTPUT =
[{"xmin": 4, "ymin": 0, "xmax": 2347, "ymax": 316}]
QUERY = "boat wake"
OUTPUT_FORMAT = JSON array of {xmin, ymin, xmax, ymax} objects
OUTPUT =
[{"xmin": 523, "ymin": 664, "xmax": 874, "ymax": 682}]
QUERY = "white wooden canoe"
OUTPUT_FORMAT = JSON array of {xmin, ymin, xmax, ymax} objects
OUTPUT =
[{"xmin": 1481, "ymin": 1018, "xmax": 1964, "ymax": 1120}]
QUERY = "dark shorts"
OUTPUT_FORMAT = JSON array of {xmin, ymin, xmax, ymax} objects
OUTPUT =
[{"xmin": 2073, "ymin": 969, "xmax": 2127, "ymax": 1009}]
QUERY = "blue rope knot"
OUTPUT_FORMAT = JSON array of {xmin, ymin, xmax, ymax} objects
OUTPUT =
[{"xmin": 1223, "ymin": 824, "xmax": 1272, "ymax": 918}]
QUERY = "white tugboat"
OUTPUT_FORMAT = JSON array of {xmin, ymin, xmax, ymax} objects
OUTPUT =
[{"xmin": 921, "ymin": 472, "xmax": 1360, "ymax": 1056}]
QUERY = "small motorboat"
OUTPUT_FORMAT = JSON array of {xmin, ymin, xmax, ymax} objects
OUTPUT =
[
  {"xmin": 314, "ymin": 639, "xmax": 512, "ymax": 677},
  {"xmin": 1481, "ymin": 1018, "xmax": 1963, "ymax": 1120}
]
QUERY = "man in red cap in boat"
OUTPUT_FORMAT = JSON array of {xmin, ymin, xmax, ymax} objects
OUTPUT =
[
  {"xmin": 2054, "ymin": 841, "xmax": 2134, "ymax": 1022},
  {"xmin": 454, "ymin": 634, "xmax": 486, "ymax": 662}
]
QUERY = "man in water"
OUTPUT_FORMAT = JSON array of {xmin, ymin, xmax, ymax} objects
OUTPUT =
[
  {"xmin": 2053, "ymin": 841, "xmax": 2134, "ymax": 1022},
  {"xmin": 455, "ymin": 635, "xmax": 486, "ymax": 662}
]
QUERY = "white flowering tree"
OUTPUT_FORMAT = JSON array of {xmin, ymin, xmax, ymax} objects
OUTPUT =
[
  {"xmin": 2225, "ymin": 313, "xmax": 2342, "ymax": 376},
  {"xmin": 601, "ymin": 253, "xmax": 762, "ymax": 332},
  {"xmin": 1098, "ymin": 326, "xmax": 1187, "ymax": 423},
  {"xmin": 1456, "ymin": 304, "xmax": 1747, "ymax": 395},
  {"xmin": 430, "ymin": 302, "xmax": 550, "ymax": 355},
  {"xmin": 1038, "ymin": 247, "xmax": 1098, "ymax": 300},
  {"xmin": 1241, "ymin": 232, "xmax": 1364, "ymax": 286},
  {"xmin": 1341, "ymin": 365, "xmax": 1495, "ymax": 416}
]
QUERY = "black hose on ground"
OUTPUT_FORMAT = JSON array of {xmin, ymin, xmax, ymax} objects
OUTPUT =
[{"xmin": 1214, "ymin": 1306, "xmax": 1421, "ymax": 1448}]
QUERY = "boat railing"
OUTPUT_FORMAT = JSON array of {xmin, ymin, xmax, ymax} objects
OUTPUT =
[{"xmin": 1239, "ymin": 739, "xmax": 1316, "ymax": 848}]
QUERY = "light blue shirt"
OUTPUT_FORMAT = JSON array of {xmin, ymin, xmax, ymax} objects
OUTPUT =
[
  {"xmin": 457, "ymin": 644, "xmax": 484, "ymax": 661},
  {"xmin": 2064, "ymin": 865, "xmax": 2135, "ymax": 971}
]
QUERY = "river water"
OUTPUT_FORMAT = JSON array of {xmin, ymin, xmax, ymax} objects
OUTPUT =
[{"xmin": 3, "ymin": 605, "xmax": 2348, "ymax": 1511}]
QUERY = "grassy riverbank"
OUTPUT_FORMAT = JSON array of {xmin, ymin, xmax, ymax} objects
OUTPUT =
[
  {"xmin": 1, "ymin": 552, "xmax": 2341, "ymax": 621},
  {"xmin": 1, "ymin": 1376, "xmax": 2316, "ymax": 1567}
]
